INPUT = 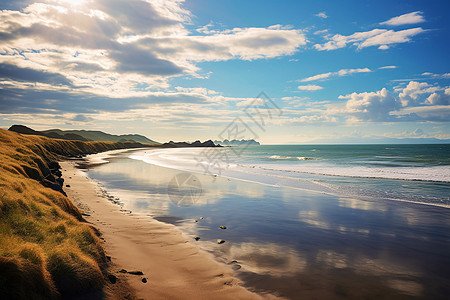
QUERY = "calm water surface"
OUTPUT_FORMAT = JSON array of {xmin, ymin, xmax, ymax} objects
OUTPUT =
[{"xmin": 84, "ymin": 149, "xmax": 450, "ymax": 299}]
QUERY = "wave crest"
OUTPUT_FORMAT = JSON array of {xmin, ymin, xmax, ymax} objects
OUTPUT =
[{"xmin": 269, "ymin": 155, "xmax": 314, "ymax": 161}]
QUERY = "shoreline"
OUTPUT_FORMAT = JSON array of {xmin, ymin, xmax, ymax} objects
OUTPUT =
[{"xmin": 60, "ymin": 159, "xmax": 269, "ymax": 300}]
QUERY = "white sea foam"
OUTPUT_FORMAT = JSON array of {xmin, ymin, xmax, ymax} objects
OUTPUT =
[
  {"xmin": 254, "ymin": 163, "xmax": 450, "ymax": 182},
  {"xmin": 269, "ymin": 155, "xmax": 314, "ymax": 160},
  {"xmin": 129, "ymin": 148, "xmax": 450, "ymax": 183}
]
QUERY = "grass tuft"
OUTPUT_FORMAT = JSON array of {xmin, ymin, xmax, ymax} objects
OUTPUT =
[{"xmin": 47, "ymin": 247, "xmax": 104, "ymax": 297}]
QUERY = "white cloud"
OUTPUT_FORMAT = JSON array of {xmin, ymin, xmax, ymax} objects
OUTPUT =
[
  {"xmin": 315, "ymin": 12, "xmax": 327, "ymax": 19},
  {"xmin": 399, "ymin": 81, "xmax": 441, "ymax": 106},
  {"xmin": 379, "ymin": 65, "xmax": 397, "ymax": 69},
  {"xmin": 421, "ymin": 72, "xmax": 450, "ymax": 79},
  {"xmin": 314, "ymin": 29, "xmax": 329, "ymax": 35},
  {"xmin": 408, "ymin": 128, "xmax": 424, "ymax": 137},
  {"xmin": 426, "ymin": 88, "xmax": 450, "ymax": 105},
  {"xmin": 177, "ymin": 26, "xmax": 307, "ymax": 62},
  {"xmin": 339, "ymin": 81, "xmax": 450, "ymax": 122},
  {"xmin": 380, "ymin": 11, "xmax": 425, "ymax": 26},
  {"xmin": 315, "ymin": 27, "xmax": 425, "ymax": 51},
  {"xmin": 341, "ymin": 88, "xmax": 399, "ymax": 121},
  {"xmin": 297, "ymin": 85, "xmax": 323, "ymax": 91},
  {"xmin": 291, "ymin": 115, "xmax": 338, "ymax": 123},
  {"xmin": 0, "ymin": 0, "xmax": 307, "ymax": 99},
  {"xmin": 301, "ymin": 68, "xmax": 371, "ymax": 82},
  {"xmin": 393, "ymin": 105, "xmax": 450, "ymax": 122}
]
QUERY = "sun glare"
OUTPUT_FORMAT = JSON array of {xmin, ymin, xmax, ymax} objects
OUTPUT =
[{"xmin": 58, "ymin": 0, "xmax": 86, "ymax": 7}]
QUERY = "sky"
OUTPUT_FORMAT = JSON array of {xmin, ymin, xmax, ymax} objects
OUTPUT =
[{"xmin": 0, "ymin": 0, "xmax": 449, "ymax": 144}]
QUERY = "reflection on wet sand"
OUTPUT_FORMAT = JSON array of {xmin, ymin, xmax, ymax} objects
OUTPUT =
[
  {"xmin": 85, "ymin": 151, "xmax": 450, "ymax": 299},
  {"xmin": 298, "ymin": 210, "xmax": 330, "ymax": 229},
  {"xmin": 338, "ymin": 197, "xmax": 387, "ymax": 211},
  {"xmin": 221, "ymin": 242, "xmax": 306, "ymax": 277}
]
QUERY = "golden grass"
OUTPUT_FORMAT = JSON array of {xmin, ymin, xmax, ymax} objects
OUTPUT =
[{"xmin": 0, "ymin": 129, "xmax": 149, "ymax": 298}]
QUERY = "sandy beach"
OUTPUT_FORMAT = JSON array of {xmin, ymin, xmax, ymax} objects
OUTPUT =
[{"xmin": 60, "ymin": 159, "xmax": 268, "ymax": 300}]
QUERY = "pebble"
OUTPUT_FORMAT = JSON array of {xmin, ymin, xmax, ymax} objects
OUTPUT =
[
  {"xmin": 217, "ymin": 239, "xmax": 225, "ymax": 244},
  {"xmin": 128, "ymin": 271, "xmax": 144, "ymax": 275},
  {"xmin": 219, "ymin": 226, "xmax": 227, "ymax": 229},
  {"xmin": 107, "ymin": 274, "xmax": 117, "ymax": 284},
  {"xmin": 142, "ymin": 278, "xmax": 147, "ymax": 283},
  {"xmin": 194, "ymin": 237, "xmax": 200, "ymax": 241}
]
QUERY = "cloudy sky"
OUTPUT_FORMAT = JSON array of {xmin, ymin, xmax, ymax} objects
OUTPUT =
[{"xmin": 0, "ymin": 0, "xmax": 449, "ymax": 143}]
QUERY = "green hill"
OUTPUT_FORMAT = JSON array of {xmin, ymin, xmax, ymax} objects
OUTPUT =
[
  {"xmin": 42, "ymin": 129, "xmax": 158, "ymax": 144},
  {"xmin": 8, "ymin": 125, "xmax": 159, "ymax": 144}
]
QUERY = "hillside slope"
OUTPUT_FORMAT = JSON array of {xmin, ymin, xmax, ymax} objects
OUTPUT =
[
  {"xmin": 8, "ymin": 125, "xmax": 89, "ymax": 141},
  {"xmin": 42, "ymin": 129, "xmax": 158, "ymax": 144},
  {"xmin": 0, "ymin": 129, "xmax": 147, "ymax": 299},
  {"xmin": 8, "ymin": 125, "xmax": 159, "ymax": 144}
]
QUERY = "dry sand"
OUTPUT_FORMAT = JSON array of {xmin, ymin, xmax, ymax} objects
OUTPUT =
[{"xmin": 61, "ymin": 160, "xmax": 268, "ymax": 300}]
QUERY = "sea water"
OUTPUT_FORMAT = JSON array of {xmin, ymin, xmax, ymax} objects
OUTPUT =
[{"xmin": 130, "ymin": 144, "xmax": 450, "ymax": 206}]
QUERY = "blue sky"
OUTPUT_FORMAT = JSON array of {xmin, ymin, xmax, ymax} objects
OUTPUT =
[{"xmin": 0, "ymin": 0, "xmax": 449, "ymax": 143}]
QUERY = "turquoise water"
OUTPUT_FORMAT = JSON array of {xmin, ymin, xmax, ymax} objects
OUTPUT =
[
  {"xmin": 129, "ymin": 144, "xmax": 450, "ymax": 206},
  {"xmin": 234, "ymin": 144, "xmax": 450, "ymax": 206},
  {"xmin": 238, "ymin": 144, "xmax": 450, "ymax": 168},
  {"xmin": 84, "ymin": 146, "xmax": 450, "ymax": 299}
]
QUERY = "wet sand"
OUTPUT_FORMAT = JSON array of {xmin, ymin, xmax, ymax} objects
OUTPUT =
[{"xmin": 60, "ymin": 160, "xmax": 270, "ymax": 300}]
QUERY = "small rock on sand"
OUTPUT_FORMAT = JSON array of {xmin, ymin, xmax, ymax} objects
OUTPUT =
[
  {"xmin": 219, "ymin": 226, "xmax": 227, "ymax": 229},
  {"xmin": 194, "ymin": 237, "xmax": 200, "ymax": 241},
  {"xmin": 217, "ymin": 239, "xmax": 225, "ymax": 244},
  {"xmin": 65, "ymin": 184, "xmax": 71, "ymax": 187},
  {"xmin": 142, "ymin": 278, "xmax": 147, "ymax": 283},
  {"xmin": 128, "ymin": 271, "xmax": 144, "ymax": 275},
  {"xmin": 108, "ymin": 274, "xmax": 117, "ymax": 284},
  {"xmin": 118, "ymin": 269, "xmax": 127, "ymax": 273}
]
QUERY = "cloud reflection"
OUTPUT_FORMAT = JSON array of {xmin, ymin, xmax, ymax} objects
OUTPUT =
[
  {"xmin": 338, "ymin": 197, "xmax": 387, "ymax": 211},
  {"xmin": 298, "ymin": 210, "xmax": 330, "ymax": 229},
  {"xmin": 210, "ymin": 242, "xmax": 307, "ymax": 277}
]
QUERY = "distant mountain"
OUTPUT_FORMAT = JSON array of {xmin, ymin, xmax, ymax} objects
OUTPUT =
[
  {"xmin": 214, "ymin": 139, "xmax": 260, "ymax": 146},
  {"xmin": 42, "ymin": 129, "xmax": 158, "ymax": 144},
  {"xmin": 162, "ymin": 140, "xmax": 221, "ymax": 148},
  {"xmin": 9, "ymin": 125, "xmax": 89, "ymax": 141},
  {"xmin": 9, "ymin": 125, "xmax": 158, "ymax": 144}
]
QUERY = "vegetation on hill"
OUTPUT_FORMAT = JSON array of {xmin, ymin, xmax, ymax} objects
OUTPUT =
[
  {"xmin": 0, "ymin": 129, "xmax": 148, "ymax": 298},
  {"xmin": 9, "ymin": 125, "xmax": 159, "ymax": 144}
]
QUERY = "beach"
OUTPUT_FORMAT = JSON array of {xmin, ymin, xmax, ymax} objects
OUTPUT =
[
  {"xmin": 2, "ymin": 0, "xmax": 449, "ymax": 298},
  {"xmin": 60, "ymin": 159, "xmax": 266, "ymax": 300}
]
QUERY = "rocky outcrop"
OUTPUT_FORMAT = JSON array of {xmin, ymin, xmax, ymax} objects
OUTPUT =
[{"xmin": 161, "ymin": 140, "xmax": 221, "ymax": 148}]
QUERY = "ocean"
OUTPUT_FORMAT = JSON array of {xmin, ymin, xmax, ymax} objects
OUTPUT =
[
  {"xmin": 130, "ymin": 144, "xmax": 450, "ymax": 206},
  {"xmin": 84, "ymin": 144, "xmax": 450, "ymax": 299}
]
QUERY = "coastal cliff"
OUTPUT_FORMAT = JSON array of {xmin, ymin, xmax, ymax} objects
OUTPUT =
[{"xmin": 0, "ymin": 129, "xmax": 147, "ymax": 299}]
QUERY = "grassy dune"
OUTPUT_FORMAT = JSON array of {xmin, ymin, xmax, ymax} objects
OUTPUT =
[{"xmin": 0, "ymin": 129, "xmax": 151, "ymax": 299}]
